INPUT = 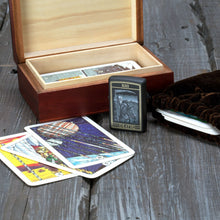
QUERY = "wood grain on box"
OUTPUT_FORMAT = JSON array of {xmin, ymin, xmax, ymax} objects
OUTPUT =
[{"xmin": 9, "ymin": 0, "xmax": 173, "ymax": 121}]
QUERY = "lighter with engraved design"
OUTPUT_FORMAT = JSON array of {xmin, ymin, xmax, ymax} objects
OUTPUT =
[{"xmin": 109, "ymin": 76, "xmax": 147, "ymax": 132}]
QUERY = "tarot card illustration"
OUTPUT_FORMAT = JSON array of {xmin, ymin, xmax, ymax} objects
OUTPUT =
[
  {"xmin": 25, "ymin": 117, "xmax": 135, "ymax": 169},
  {"xmin": 83, "ymin": 64, "xmax": 129, "ymax": 76},
  {"xmin": 74, "ymin": 155, "xmax": 133, "ymax": 178},
  {"xmin": 41, "ymin": 70, "xmax": 85, "ymax": 83},
  {"xmin": 41, "ymin": 60, "xmax": 141, "ymax": 82},
  {"xmin": 2, "ymin": 134, "xmax": 74, "ymax": 173},
  {"xmin": 0, "ymin": 133, "xmax": 76, "ymax": 186},
  {"xmin": 82, "ymin": 60, "xmax": 140, "ymax": 76},
  {"xmin": 3, "ymin": 133, "xmax": 131, "ymax": 178}
]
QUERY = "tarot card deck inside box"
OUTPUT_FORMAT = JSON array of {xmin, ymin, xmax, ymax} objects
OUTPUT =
[{"xmin": 9, "ymin": 0, "xmax": 173, "ymax": 122}]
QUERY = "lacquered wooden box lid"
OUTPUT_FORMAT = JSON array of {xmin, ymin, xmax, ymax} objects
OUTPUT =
[{"xmin": 9, "ymin": 0, "xmax": 143, "ymax": 64}]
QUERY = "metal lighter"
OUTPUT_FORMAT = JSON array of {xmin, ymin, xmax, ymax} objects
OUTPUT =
[{"xmin": 109, "ymin": 75, "xmax": 147, "ymax": 132}]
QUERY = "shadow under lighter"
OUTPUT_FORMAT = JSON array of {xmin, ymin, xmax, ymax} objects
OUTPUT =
[{"xmin": 109, "ymin": 75, "xmax": 147, "ymax": 132}]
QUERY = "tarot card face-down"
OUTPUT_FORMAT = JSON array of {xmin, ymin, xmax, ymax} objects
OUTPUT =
[
  {"xmin": 0, "ymin": 133, "xmax": 77, "ymax": 186},
  {"xmin": 25, "ymin": 117, "xmax": 135, "ymax": 169}
]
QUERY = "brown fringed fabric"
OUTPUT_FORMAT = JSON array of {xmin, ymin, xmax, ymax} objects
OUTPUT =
[{"xmin": 152, "ymin": 70, "xmax": 220, "ymax": 144}]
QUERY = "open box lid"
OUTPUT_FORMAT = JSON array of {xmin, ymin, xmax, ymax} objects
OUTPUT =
[{"xmin": 9, "ymin": 0, "xmax": 143, "ymax": 64}]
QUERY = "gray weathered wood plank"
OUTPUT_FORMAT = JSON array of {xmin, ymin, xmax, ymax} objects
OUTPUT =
[
  {"xmin": 0, "ymin": 2, "xmax": 33, "ymax": 136},
  {"xmin": 0, "ymin": 3, "xmax": 91, "ymax": 220},
  {"xmin": 196, "ymin": 0, "xmax": 220, "ymax": 69},
  {"xmin": 0, "ymin": 0, "xmax": 219, "ymax": 219},
  {"xmin": 143, "ymin": 0, "xmax": 211, "ymax": 80},
  {"xmin": 89, "ymin": 0, "xmax": 220, "ymax": 219}
]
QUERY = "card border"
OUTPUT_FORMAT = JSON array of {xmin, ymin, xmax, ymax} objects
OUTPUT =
[
  {"xmin": 24, "ymin": 116, "xmax": 135, "ymax": 169},
  {"xmin": 0, "ymin": 133, "xmax": 77, "ymax": 186}
]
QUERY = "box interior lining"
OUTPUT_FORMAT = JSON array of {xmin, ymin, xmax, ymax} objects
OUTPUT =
[{"xmin": 26, "ymin": 43, "xmax": 164, "ymax": 89}]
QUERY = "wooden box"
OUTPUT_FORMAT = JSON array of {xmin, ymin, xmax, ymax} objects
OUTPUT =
[{"xmin": 9, "ymin": 0, "xmax": 173, "ymax": 122}]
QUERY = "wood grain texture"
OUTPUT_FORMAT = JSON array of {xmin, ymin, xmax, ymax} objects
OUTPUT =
[
  {"xmin": 17, "ymin": 62, "xmax": 172, "ymax": 122},
  {"xmin": 143, "ymin": 0, "xmax": 211, "ymax": 81},
  {"xmin": 10, "ymin": 0, "xmax": 140, "ymax": 59},
  {"xmin": 0, "ymin": 0, "xmax": 219, "ymax": 220},
  {"xmin": 89, "ymin": 0, "xmax": 220, "ymax": 219},
  {"xmin": 194, "ymin": 0, "xmax": 220, "ymax": 69},
  {"xmin": 9, "ymin": 0, "xmax": 173, "ymax": 122},
  {"xmin": 0, "ymin": 0, "xmax": 13, "ymax": 66},
  {"xmin": 0, "ymin": 2, "xmax": 91, "ymax": 220},
  {"xmin": 8, "ymin": 0, "xmax": 25, "ymax": 64},
  {"xmin": 25, "ymin": 42, "xmax": 165, "ymax": 89}
]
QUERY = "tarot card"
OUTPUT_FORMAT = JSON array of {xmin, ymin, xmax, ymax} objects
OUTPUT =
[
  {"xmin": 41, "ymin": 69, "xmax": 85, "ymax": 83},
  {"xmin": 82, "ymin": 60, "xmax": 141, "ymax": 76},
  {"xmin": 1, "ymin": 133, "xmax": 75, "ymax": 173},
  {"xmin": 41, "ymin": 60, "xmax": 141, "ymax": 83},
  {"xmin": 156, "ymin": 109, "xmax": 220, "ymax": 135},
  {"xmin": 0, "ymin": 133, "xmax": 77, "ymax": 186},
  {"xmin": 2, "ymin": 133, "xmax": 133, "ymax": 179},
  {"xmin": 25, "ymin": 117, "xmax": 135, "ymax": 169},
  {"xmin": 2, "ymin": 132, "xmax": 134, "ymax": 179},
  {"xmin": 2, "ymin": 133, "xmax": 133, "ymax": 178},
  {"xmin": 74, "ymin": 154, "xmax": 133, "ymax": 178}
]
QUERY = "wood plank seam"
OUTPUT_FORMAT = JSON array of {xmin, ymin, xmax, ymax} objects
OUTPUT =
[
  {"xmin": 0, "ymin": 1, "xmax": 7, "ymax": 32},
  {"xmin": 190, "ymin": 0, "xmax": 217, "ymax": 71}
]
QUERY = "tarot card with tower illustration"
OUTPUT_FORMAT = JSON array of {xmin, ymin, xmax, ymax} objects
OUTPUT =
[{"xmin": 24, "ymin": 117, "xmax": 135, "ymax": 169}]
